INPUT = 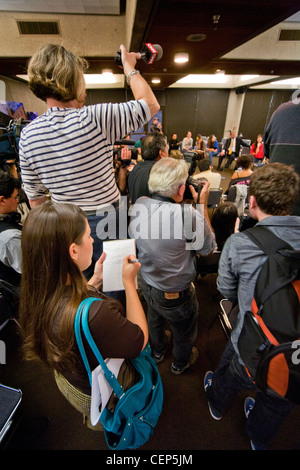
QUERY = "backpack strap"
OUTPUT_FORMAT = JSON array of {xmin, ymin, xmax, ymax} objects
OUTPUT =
[
  {"xmin": 74, "ymin": 297, "xmax": 125, "ymax": 399},
  {"xmin": 243, "ymin": 225, "xmax": 293, "ymax": 254},
  {"xmin": 244, "ymin": 225, "xmax": 297, "ymax": 306}
]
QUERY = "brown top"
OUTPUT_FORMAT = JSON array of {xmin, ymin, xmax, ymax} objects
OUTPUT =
[{"xmin": 59, "ymin": 287, "xmax": 144, "ymax": 394}]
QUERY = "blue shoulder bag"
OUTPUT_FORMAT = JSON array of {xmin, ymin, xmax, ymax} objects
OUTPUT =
[{"xmin": 74, "ymin": 297, "xmax": 163, "ymax": 450}]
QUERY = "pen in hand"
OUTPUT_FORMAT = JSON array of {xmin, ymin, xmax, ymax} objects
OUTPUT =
[{"xmin": 128, "ymin": 259, "xmax": 139, "ymax": 263}]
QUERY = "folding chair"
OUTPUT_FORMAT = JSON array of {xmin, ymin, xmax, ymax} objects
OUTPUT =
[
  {"xmin": 207, "ymin": 188, "xmax": 222, "ymax": 209},
  {"xmin": 218, "ymin": 299, "xmax": 239, "ymax": 339},
  {"xmin": 0, "ymin": 384, "xmax": 22, "ymax": 448}
]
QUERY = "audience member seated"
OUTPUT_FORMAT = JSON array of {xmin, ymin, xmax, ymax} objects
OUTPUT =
[
  {"xmin": 250, "ymin": 134, "xmax": 264, "ymax": 164},
  {"xmin": 0, "ymin": 170, "xmax": 22, "ymax": 287},
  {"xmin": 129, "ymin": 157, "xmax": 216, "ymax": 375},
  {"xmin": 19, "ymin": 201, "xmax": 148, "ymax": 429},
  {"xmin": 206, "ymin": 134, "xmax": 220, "ymax": 165},
  {"xmin": 128, "ymin": 133, "xmax": 168, "ymax": 204},
  {"xmin": 169, "ymin": 133, "xmax": 180, "ymax": 152},
  {"xmin": 193, "ymin": 158, "xmax": 221, "ymax": 189},
  {"xmin": 182, "ymin": 131, "xmax": 193, "ymax": 153},
  {"xmin": 217, "ymin": 130, "xmax": 250, "ymax": 170},
  {"xmin": 211, "ymin": 202, "xmax": 238, "ymax": 251},
  {"xmin": 196, "ymin": 201, "xmax": 238, "ymax": 277},
  {"xmin": 195, "ymin": 134, "xmax": 206, "ymax": 158},
  {"xmin": 225, "ymin": 155, "xmax": 253, "ymax": 194}
]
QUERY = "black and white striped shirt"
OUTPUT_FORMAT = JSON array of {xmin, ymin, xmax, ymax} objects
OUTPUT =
[{"xmin": 19, "ymin": 100, "xmax": 150, "ymax": 211}]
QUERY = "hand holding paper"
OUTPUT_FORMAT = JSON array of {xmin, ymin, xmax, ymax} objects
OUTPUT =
[{"xmin": 102, "ymin": 239, "xmax": 139, "ymax": 292}]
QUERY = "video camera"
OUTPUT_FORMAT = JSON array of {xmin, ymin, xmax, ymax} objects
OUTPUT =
[
  {"xmin": 184, "ymin": 176, "xmax": 207, "ymax": 202},
  {"xmin": 113, "ymin": 139, "xmax": 138, "ymax": 167}
]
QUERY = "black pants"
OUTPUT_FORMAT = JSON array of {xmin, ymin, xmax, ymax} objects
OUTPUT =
[{"xmin": 218, "ymin": 152, "xmax": 238, "ymax": 169}]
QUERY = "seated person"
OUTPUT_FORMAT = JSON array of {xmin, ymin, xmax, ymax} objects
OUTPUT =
[
  {"xmin": 206, "ymin": 135, "xmax": 220, "ymax": 165},
  {"xmin": 217, "ymin": 131, "xmax": 250, "ymax": 170},
  {"xmin": 225, "ymin": 155, "xmax": 253, "ymax": 194},
  {"xmin": 182, "ymin": 131, "xmax": 193, "ymax": 153},
  {"xmin": 169, "ymin": 133, "xmax": 180, "ymax": 152},
  {"xmin": 196, "ymin": 201, "xmax": 238, "ymax": 275},
  {"xmin": 193, "ymin": 158, "xmax": 221, "ymax": 189},
  {"xmin": 0, "ymin": 170, "xmax": 22, "ymax": 286},
  {"xmin": 211, "ymin": 202, "xmax": 238, "ymax": 251},
  {"xmin": 19, "ymin": 202, "xmax": 148, "ymax": 427},
  {"xmin": 195, "ymin": 134, "xmax": 206, "ymax": 158},
  {"xmin": 250, "ymin": 134, "xmax": 264, "ymax": 164}
]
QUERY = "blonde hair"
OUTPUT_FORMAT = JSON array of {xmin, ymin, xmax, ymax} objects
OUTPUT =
[
  {"xmin": 28, "ymin": 44, "xmax": 88, "ymax": 102},
  {"xmin": 149, "ymin": 157, "xmax": 188, "ymax": 198}
]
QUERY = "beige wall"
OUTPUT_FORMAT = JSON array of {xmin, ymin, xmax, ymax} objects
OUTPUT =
[{"xmin": 0, "ymin": 76, "xmax": 46, "ymax": 116}]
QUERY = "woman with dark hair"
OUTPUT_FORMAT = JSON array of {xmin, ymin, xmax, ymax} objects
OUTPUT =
[
  {"xmin": 250, "ymin": 134, "xmax": 264, "ymax": 164},
  {"xmin": 211, "ymin": 202, "xmax": 238, "ymax": 251},
  {"xmin": 19, "ymin": 201, "xmax": 148, "ymax": 427},
  {"xmin": 206, "ymin": 134, "xmax": 220, "ymax": 165}
]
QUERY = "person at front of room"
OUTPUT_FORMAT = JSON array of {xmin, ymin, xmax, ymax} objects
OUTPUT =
[
  {"xmin": 204, "ymin": 163, "xmax": 300, "ymax": 450},
  {"xmin": 19, "ymin": 43, "xmax": 160, "ymax": 277},
  {"xmin": 217, "ymin": 130, "xmax": 250, "ymax": 170},
  {"xmin": 250, "ymin": 134, "xmax": 264, "ymax": 164},
  {"xmin": 19, "ymin": 201, "xmax": 148, "ymax": 428}
]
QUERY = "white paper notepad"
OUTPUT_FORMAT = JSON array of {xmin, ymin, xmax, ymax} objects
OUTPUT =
[{"xmin": 102, "ymin": 239, "xmax": 137, "ymax": 292}]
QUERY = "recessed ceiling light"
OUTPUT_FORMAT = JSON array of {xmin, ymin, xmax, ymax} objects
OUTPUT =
[
  {"xmin": 176, "ymin": 74, "xmax": 227, "ymax": 84},
  {"xmin": 241, "ymin": 75, "xmax": 259, "ymax": 81},
  {"xmin": 17, "ymin": 73, "xmax": 118, "ymax": 85},
  {"xmin": 174, "ymin": 52, "xmax": 189, "ymax": 64},
  {"xmin": 151, "ymin": 78, "xmax": 161, "ymax": 84},
  {"xmin": 84, "ymin": 73, "xmax": 116, "ymax": 84}
]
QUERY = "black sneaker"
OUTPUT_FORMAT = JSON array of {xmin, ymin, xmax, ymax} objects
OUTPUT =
[
  {"xmin": 171, "ymin": 347, "xmax": 199, "ymax": 375},
  {"xmin": 153, "ymin": 330, "xmax": 171, "ymax": 363}
]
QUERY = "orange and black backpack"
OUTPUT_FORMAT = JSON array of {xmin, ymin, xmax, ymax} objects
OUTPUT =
[{"xmin": 238, "ymin": 225, "xmax": 300, "ymax": 404}]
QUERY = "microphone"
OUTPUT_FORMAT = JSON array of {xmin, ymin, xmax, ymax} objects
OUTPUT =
[
  {"xmin": 114, "ymin": 139, "xmax": 136, "ymax": 146},
  {"xmin": 115, "ymin": 43, "xmax": 163, "ymax": 67}
]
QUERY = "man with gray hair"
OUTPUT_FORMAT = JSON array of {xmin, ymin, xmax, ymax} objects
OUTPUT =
[
  {"xmin": 129, "ymin": 157, "xmax": 216, "ymax": 374},
  {"xmin": 128, "ymin": 133, "xmax": 168, "ymax": 204}
]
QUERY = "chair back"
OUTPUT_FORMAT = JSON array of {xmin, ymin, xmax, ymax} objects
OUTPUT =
[{"xmin": 207, "ymin": 189, "xmax": 222, "ymax": 208}]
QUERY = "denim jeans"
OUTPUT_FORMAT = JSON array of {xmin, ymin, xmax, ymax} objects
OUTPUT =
[
  {"xmin": 206, "ymin": 340, "xmax": 295, "ymax": 449},
  {"xmin": 208, "ymin": 150, "xmax": 218, "ymax": 164},
  {"xmin": 140, "ymin": 277, "xmax": 198, "ymax": 368}
]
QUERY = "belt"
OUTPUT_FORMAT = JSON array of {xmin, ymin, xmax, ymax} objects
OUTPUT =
[{"xmin": 148, "ymin": 283, "xmax": 193, "ymax": 300}]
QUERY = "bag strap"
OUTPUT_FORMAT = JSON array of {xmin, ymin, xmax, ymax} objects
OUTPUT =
[
  {"xmin": 74, "ymin": 297, "xmax": 125, "ymax": 399},
  {"xmin": 244, "ymin": 225, "xmax": 293, "ymax": 254},
  {"xmin": 244, "ymin": 225, "xmax": 297, "ymax": 306}
]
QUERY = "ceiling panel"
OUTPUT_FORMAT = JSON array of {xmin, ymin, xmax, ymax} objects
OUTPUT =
[
  {"xmin": 0, "ymin": 0, "xmax": 121, "ymax": 15},
  {"xmin": 0, "ymin": 0, "xmax": 300, "ymax": 91}
]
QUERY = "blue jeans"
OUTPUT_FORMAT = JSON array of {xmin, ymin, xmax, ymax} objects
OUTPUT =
[
  {"xmin": 208, "ymin": 150, "xmax": 218, "ymax": 164},
  {"xmin": 206, "ymin": 340, "xmax": 295, "ymax": 449},
  {"xmin": 140, "ymin": 277, "xmax": 198, "ymax": 368}
]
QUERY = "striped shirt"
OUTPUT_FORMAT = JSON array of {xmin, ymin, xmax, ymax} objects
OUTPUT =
[{"xmin": 19, "ymin": 100, "xmax": 151, "ymax": 211}]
